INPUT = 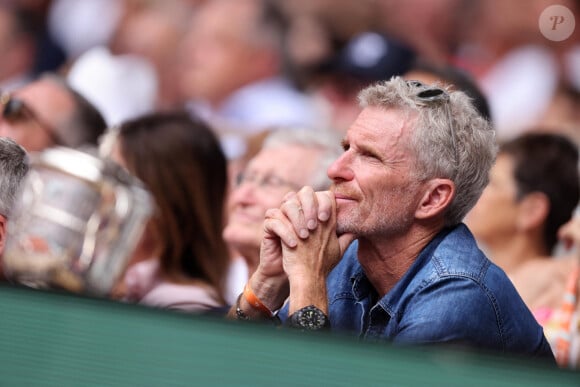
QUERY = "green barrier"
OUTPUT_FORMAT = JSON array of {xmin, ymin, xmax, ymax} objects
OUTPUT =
[{"xmin": 0, "ymin": 284, "xmax": 577, "ymax": 386}]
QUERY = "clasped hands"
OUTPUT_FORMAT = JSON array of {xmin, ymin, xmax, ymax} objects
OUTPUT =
[{"xmin": 253, "ymin": 186, "xmax": 355, "ymax": 313}]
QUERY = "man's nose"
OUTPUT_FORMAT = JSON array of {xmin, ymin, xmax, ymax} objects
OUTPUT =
[{"xmin": 327, "ymin": 151, "xmax": 354, "ymax": 182}]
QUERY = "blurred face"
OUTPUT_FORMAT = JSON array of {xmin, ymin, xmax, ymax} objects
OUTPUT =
[
  {"xmin": 223, "ymin": 145, "xmax": 323, "ymax": 261},
  {"xmin": 178, "ymin": 0, "xmax": 265, "ymax": 106},
  {"xmin": 328, "ymin": 106, "xmax": 425, "ymax": 238},
  {"xmin": 465, "ymin": 154, "xmax": 519, "ymax": 246},
  {"xmin": 376, "ymin": 0, "xmax": 459, "ymax": 45},
  {"xmin": 0, "ymin": 79, "xmax": 73, "ymax": 152},
  {"xmin": 114, "ymin": 8, "xmax": 182, "ymax": 67}
]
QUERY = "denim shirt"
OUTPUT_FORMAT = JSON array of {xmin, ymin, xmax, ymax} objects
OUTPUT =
[{"xmin": 280, "ymin": 224, "xmax": 554, "ymax": 359}]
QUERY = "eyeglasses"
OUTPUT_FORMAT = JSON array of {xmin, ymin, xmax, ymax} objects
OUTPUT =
[
  {"xmin": 236, "ymin": 171, "xmax": 302, "ymax": 192},
  {"xmin": 406, "ymin": 80, "xmax": 458, "ymax": 169},
  {"xmin": 0, "ymin": 91, "xmax": 63, "ymax": 146}
]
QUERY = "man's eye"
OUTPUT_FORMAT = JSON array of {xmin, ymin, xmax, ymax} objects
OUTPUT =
[{"xmin": 362, "ymin": 151, "xmax": 379, "ymax": 160}]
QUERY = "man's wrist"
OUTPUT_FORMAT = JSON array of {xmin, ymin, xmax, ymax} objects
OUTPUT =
[
  {"xmin": 243, "ymin": 282, "xmax": 275, "ymax": 316},
  {"xmin": 287, "ymin": 273, "xmax": 328, "ymax": 314},
  {"xmin": 247, "ymin": 271, "xmax": 289, "ymax": 312},
  {"xmin": 235, "ymin": 292, "xmax": 250, "ymax": 320},
  {"xmin": 235, "ymin": 288, "xmax": 281, "ymax": 325}
]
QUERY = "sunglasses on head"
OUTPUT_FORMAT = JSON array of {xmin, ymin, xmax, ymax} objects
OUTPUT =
[
  {"xmin": 0, "ymin": 91, "xmax": 63, "ymax": 146},
  {"xmin": 406, "ymin": 80, "xmax": 458, "ymax": 169}
]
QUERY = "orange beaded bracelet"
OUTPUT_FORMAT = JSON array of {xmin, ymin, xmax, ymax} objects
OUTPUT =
[{"xmin": 243, "ymin": 283, "xmax": 275, "ymax": 317}]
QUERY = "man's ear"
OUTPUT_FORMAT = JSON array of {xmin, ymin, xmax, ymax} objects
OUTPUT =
[
  {"xmin": 415, "ymin": 178, "xmax": 455, "ymax": 220},
  {"xmin": 516, "ymin": 192, "xmax": 549, "ymax": 231}
]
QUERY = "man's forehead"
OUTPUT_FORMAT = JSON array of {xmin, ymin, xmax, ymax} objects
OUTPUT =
[{"xmin": 347, "ymin": 106, "xmax": 413, "ymax": 141}]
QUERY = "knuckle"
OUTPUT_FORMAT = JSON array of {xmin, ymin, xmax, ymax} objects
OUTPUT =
[
  {"xmin": 299, "ymin": 185, "xmax": 314, "ymax": 194},
  {"xmin": 264, "ymin": 208, "xmax": 280, "ymax": 218},
  {"xmin": 282, "ymin": 191, "xmax": 297, "ymax": 202}
]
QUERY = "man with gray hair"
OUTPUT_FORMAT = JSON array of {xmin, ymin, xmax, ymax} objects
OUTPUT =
[
  {"xmin": 0, "ymin": 136, "xmax": 28, "ymax": 259},
  {"xmin": 223, "ymin": 127, "xmax": 342, "ymax": 303},
  {"xmin": 232, "ymin": 77, "xmax": 554, "ymax": 360}
]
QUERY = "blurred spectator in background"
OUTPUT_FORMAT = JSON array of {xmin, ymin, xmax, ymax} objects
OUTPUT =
[
  {"xmin": 67, "ymin": 46, "xmax": 158, "ymax": 127},
  {"xmin": 307, "ymin": 32, "xmax": 415, "ymax": 134},
  {"xmin": 465, "ymin": 132, "xmax": 579, "ymax": 274},
  {"xmin": 509, "ymin": 215, "xmax": 580, "ymax": 369},
  {"xmin": 0, "ymin": 3, "xmax": 38, "ymax": 91},
  {"xmin": 456, "ymin": 0, "xmax": 580, "ymax": 141},
  {"xmin": 536, "ymin": 82, "xmax": 580, "ymax": 146},
  {"xmin": 20, "ymin": 0, "xmax": 66, "ymax": 76},
  {"xmin": 0, "ymin": 73, "xmax": 106, "ymax": 152},
  {"xmin": 374, "ymin": 0, "xmax": 477, "ymax": 65},
  {"xmin": 274, "ymin": 0, "xmax": 379, "ymax": 80},
  {"xmin": 223, "ymin": 127, "xmax": 342, "ymax": 304},
  {"xmin": 108, "ymin": 0, "xmax": 194, "ymax": 110},
  {"xmin": 0, "ymin": 137, "xmax": 28, "ymax": 262},
  {"xmin": 177, "ymin": 0, "xmax": 321, "ymax": 160},
  {"xmin": 62, "ymin": 0, "xmax": 195, "ymax": 126},
  {"xmin": 47, "ymin": 0, "xmax": 123, "ymax": 64},
  {"xmin": 3, "ymin": 0, "xmax": 574, "ymax": 154},
  {"xmin": 103, "ymin": 112, "xmax": 230, "ymax": 313}
]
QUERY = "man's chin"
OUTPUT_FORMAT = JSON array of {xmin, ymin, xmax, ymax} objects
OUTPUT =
[
  {"xmin": 335, "ymin": 214, "xmax": 357, "ymax": 236},
  {"xmin": 335, "ymin": 221, "xmax": 349, "ymax": 236}
]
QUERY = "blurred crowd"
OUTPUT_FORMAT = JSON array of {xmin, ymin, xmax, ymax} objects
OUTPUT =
[
  {"xmin": 1, "ymin": 0, "xmax": 578, "ymax": 143},
  {"xmin": 0, "ymin": 0, "xmax": 579, "ymax": 371}
]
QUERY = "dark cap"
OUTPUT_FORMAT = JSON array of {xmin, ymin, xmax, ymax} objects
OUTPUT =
[{"xmin": 316, "ymin": 32, "xmax": 416, "ymax": 82}]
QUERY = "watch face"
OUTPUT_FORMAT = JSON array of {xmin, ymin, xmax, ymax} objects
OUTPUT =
[{"xmin": 291, "ymin": 305, "xmax": 329, "ymax": 330}]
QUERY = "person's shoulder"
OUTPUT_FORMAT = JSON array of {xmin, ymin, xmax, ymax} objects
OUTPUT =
[
  {"xmin": 509, "ymin": 255, "xmax": 576, "ymax": 310},
  {"xmin": 426, "ymin": 224, "xmax": 524, "ymax": 302},
  {"xmin": 511, "ymin": 255, "xmax": 575, "ymax": 283},
  {"xmin": 431, "ymin": 224, "xmax": 490, "ymax": 279}
]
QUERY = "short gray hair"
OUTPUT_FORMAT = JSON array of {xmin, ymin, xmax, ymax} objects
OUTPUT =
[
  {"xmin": 0, "ymin": 137, "xmax": 29, "ymax": 217},
  {"xmin": 358, "ymin": 76, "xmax": 497, "ymax": 226},
  {"xmin": 262, "ymin": 128, "xmax": 343, "ymax": 190}
]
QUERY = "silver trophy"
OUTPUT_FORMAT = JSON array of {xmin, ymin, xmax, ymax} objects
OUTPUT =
[{"xmin": 2, "ymin": 146, "xmax": 152, "ymax": 296}]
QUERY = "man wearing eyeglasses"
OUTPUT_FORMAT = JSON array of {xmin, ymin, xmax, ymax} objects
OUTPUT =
[
  {"xmin": 0, "ymin": 74, "xmax": 106, "ymax": 153},
  {"xmin": 232, "ymin": 77, "xmax": 555, "ymax": 360},
  {"xmin": 222, "ymin": 128, "xmax": 342, "ymax": 305}
]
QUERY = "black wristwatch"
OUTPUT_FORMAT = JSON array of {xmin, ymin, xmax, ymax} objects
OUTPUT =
[{"xmin": 288, "ymin": 305, "xmax": 330, "ymax": 330}]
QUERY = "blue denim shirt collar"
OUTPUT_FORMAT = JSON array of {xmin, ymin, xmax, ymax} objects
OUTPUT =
[{"xmin": 349, "ymin": 226, "xmax": 454, "ymax": 314}]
